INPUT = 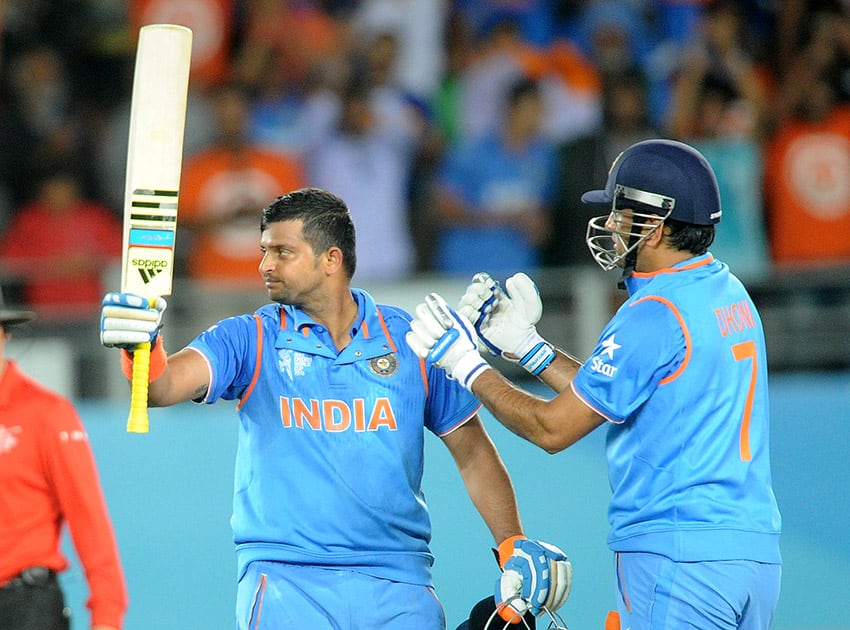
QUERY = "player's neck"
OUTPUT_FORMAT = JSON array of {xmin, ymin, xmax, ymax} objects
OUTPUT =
[
  {"xmin": 636, "ymin": 241, "xmax": 693, "ymax": 273},
  {"xmin": 305, "ymin": 291, "xmax": 359, "ymax": 352}
]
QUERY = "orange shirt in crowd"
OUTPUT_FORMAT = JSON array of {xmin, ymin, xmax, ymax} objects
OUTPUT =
[
  {"xmin": 179, "ymin": 146, "xmax": 306, "ymax": 283},
  {"xmin": 763, "ymin": 105, "xmax": 850, "ymax": 264},
  {"xmin": 130, "ymin": 0, "xmax": 234, "ymax": 87}
]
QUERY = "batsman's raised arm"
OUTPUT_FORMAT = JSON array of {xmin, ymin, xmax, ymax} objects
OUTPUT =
[
  {"xmin": 145, "ymin": 347, "xmax": 211, "ymax": 407},
  {"xmin": 100, "ymin": 292, "xmax": 211, "ymax": 406}
]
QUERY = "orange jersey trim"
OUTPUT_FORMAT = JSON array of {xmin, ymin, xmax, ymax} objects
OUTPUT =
[
  {"xmin": 418, "ymin": 357, "xmax": 429, "ymax": 398},
  {"xmin": 237, "ymin": 314, "xmax": 264, "ymax": 410},
  {"xmin": 630, "ymin": 295, "xmax": 692, "ymax": 385},
  {"xmin": 630, "ymin": 255, "xmax": 714, "ymax": 281},
  {"xmin": 374, "ymin": 308, "xmax": 397, "ymax": 353}
]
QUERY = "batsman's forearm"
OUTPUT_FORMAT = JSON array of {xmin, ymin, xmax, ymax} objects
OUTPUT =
[
  {"xmin": 472, "ymin": 370, "xmax": 556, "ymax": 448},
  {"xmin": 471, "ymin": 366, "xmax": 601, "ymax": 454},
  {"xmin": 536, "ymin": 349, "xmax": 583, "ymax": 393},
  {"xmin": 145, "ymin": 347, "xmax": 210, "ymax": 407},
  {"xmin": 460, "ymin": 447, "xmax": 524, "ymax": 544},
  {"xmin": 145, "ymin": 370, "xmax": 175, "ymax": 407},
  {"xmin": 466, "ymin": 478, "xmax": 524, "ymax": 545}
]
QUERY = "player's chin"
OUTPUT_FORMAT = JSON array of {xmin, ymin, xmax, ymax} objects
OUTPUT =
[{"xmin": 264, "ymin": 281, "xmax": 286, "ymax": 300}]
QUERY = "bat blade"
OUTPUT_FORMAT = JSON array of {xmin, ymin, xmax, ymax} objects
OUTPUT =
[
  {"xmin": 121, "ymin": 24, "xmax": 192, "ymax": 433},
  {"xmin": 121, "ymin": 23, "xmax": 192, "ymax": 299}
]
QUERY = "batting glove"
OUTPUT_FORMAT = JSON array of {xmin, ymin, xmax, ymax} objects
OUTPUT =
[
  {"xmin": 100, "ymin": 292, "xmax": 167, "ymax": 349},
  {"xmin": 458, "ymin": 272, "xmax": 555, "ymax": 376},
  {"xmin": 406, "ymin": 293, "xmax": 491, "ymax": 390},
  {"xmin": 496, "ymin": 536, "xmax": 572, "ymax": 622}
]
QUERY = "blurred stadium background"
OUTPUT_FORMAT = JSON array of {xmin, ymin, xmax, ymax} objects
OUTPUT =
[{"xmin": 3, "ymin": 1, "xmax": 850, "ymax": 627}]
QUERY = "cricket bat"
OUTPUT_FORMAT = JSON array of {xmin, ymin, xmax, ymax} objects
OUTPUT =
[{"xmin": 120, "ymin": 24, "xmax": 192, "ymax": 433}]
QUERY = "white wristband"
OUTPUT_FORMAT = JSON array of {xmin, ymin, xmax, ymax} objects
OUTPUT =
[
  {"xmin": 452, "ymin": 353, "xmax": 492, "ymax": 390},
  {"xmin": 515, "ymin": 332, "xmax": 555, "ymax": 376}
]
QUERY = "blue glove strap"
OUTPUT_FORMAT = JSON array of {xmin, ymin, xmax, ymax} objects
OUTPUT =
[
  {"xmin": 428, "ymin": 327, "xmax": 459, "ymax": 363},
  {"xmin": 474, "ymin": 289, "xmax": 502, "ymax": 356},
  {"xmin": 520, "ymin": 341, "xmax": 556, "ymax": 375}
]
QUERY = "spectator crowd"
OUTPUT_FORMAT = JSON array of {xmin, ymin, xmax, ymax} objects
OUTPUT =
[{"xmin": 2, "ymin": 0, "xmax": 850, "ymax": 324}]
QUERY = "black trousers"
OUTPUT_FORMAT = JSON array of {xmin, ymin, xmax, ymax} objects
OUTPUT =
[{"xmin": 0, "ymin": 568, "xmax": 70, "ymax": 630}]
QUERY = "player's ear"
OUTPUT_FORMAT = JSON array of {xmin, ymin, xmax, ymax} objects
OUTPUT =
[
  {"xmin": 323, "ymin": 245, "xmax": 345, "ymax": 275},
  {"xmin": 644, "ymin": 218, "xmax": 667, "ymax": 248}
]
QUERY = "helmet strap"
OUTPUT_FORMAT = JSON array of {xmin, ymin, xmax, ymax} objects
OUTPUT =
[
  {"xmin": 618, "ymin": 234, "xmax": 640, "ymax": 290},
  {"xmin": 614, "ymin": 201, "xmax": 646, "ymax": 290},
  {"xmin": 617, "ymin": 244, "xmax": 637, "ymax": 291}
]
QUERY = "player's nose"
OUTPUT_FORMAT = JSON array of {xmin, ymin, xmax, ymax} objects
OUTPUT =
[{"xmin": 258, "ymin": 252, "xmax": 272, "ymax": 273}]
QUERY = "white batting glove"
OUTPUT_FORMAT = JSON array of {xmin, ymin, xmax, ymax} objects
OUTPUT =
[
  {"xmin": 496, "ymin": 538, "xmax": 572, "ymax": 621},
  {"xmin": 456, "ymin": 272, "xmax": 501, "ymax": 356},
  {"xmin": 458, "ymin": 272, "xmax": 555, "ymax": 376},
  {"xmin": 406, "ymin": 293, "xmax": 491, "ymax": 390},
  {"xmin": 100, "ymin": 292, "xmax": 167, "ymax": 349}
]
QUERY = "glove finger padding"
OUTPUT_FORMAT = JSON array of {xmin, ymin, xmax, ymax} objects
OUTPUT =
[
  {"xmin": 417, "ymin": 299, "xmax": 452, "ymax": 338},
  {"xmin": 458, "ymin": 274, "xmax": 502, "ymax": 357},
  {"xmin": 496, "ymin": 538, "xmax": 572, "ymax": 621},
  {"xmin": 405, "ymin": 293, "xmax": 489, "ymax": 390},
  {"xmin": 406, "ymin": 322, "xmax": 434, "ymax": 359},
  {"xmin": 495, "ymin": 570, "xmax": 531, "ymax": 623},
  {"xmin": 504, "ymin": 272, "xmax": 543, "ymax": 325},
  {"xmin": 545, "ymin": 555, "xmax": 573, "ymax": 611},
  {"xmin": 408, "ymin": 300, "xmax": 449, "ymax": 358},
  {"xmin": 458, "ymin": 273, "xmax": 498, "ymax": 320},
  {"xmin": 100, "ymin": 292, "xmax": 167, "ymax": 348},
  {"xmin": 101, "ymin": 330, "xmax": 156, "ymax": 347},
  {"xmin": 420, "ymin": 293, "xmax": 475, "ymax": 361},
  {"xmin": 535, "ymin": 540, "xmax": 572, "ymax": 611}
]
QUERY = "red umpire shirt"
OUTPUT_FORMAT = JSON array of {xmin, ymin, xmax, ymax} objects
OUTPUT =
[{"xmin": 0, "ymin": 360, "xmax": 128, "ymax": 627}]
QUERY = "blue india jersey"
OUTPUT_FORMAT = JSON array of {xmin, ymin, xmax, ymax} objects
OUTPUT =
[
  {"xmin": 434, "ymin": 132, "xmax": 558, "ymax": 275},
  {"xmin": 572, "ymin": 254, "xmax": 781, "ymax": 563},
  {"xmin": 187, "ymin": 289, "xmax": 481, "ymax": 586}
]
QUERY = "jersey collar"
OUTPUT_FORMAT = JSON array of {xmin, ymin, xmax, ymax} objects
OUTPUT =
[
  {"xmin": 280, "ymin": 289, "xmax": 370, "ymax": 335},
  {"xmin": 625, "ymin": 253, "xmax": 715, "ymax": 295},
  {"xmin": 275, "ymin": 289, "xmax": 396, "ymax": 361}
]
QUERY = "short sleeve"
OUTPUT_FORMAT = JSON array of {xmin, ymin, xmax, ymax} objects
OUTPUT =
[
  {"xmin": 423, "ymin": 361, "xmax": 482, "ymax": 437},
  {"xmin": 572, "ymin": 296, "xmax": 686, "ymax": 423},
  {"xmin": 188, "ymin": 314, "xmax": 259, "ymax": 403}
]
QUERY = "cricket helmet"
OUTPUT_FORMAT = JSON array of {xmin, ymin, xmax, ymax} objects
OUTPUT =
[{"xmin": 581, "ymin": 139, "xmax": 721, "ymax": 271}]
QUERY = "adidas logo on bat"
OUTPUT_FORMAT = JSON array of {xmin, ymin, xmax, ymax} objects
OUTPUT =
[
  {"xmin": 137, "ymin": 266, "xmax": 163, "ymax": 284},
  {"xmin": 132, "ymin": 258, "xmax": 168, "ymax": 284}
]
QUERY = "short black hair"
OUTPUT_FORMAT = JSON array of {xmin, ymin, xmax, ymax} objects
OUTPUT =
[
  {"xmin": 260, "ymin": 188, "xmax": 357, "ymax": 278},
  {"xmin": 622, "ymin": 201, "xmax": 716, "ymax": 255},
  {"xmin": 665, "ymin": 218, "xmax": 715, "ymax": 255}
]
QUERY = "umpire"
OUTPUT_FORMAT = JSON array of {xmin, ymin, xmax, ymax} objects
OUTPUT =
[{"xmin": 0, "ymin": 287, "xmax": 127, "ymax": 629}]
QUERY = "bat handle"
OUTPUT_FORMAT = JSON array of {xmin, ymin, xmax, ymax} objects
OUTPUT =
[{"xmin": 127, "ymin": 341, "xmax": 151, "ymax": 433}]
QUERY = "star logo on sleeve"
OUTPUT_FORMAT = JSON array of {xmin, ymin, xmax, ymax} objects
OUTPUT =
[{"xmin": 600, "ymin": 334, "xmax": 621, "ymax": 360}]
